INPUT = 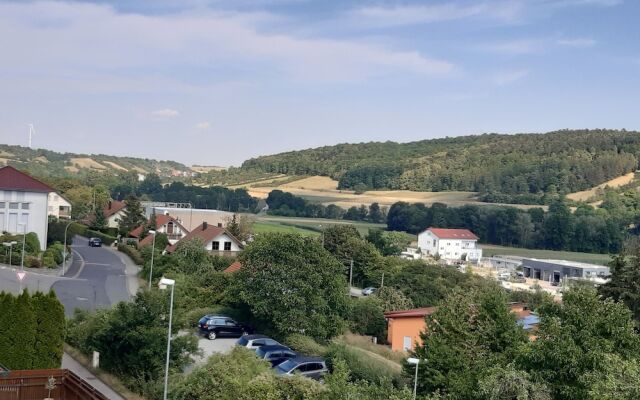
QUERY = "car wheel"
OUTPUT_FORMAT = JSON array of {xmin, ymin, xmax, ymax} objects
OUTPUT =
[{"xmin": 208, "ymin": 331, "xmax": 217, "ymax": 340}]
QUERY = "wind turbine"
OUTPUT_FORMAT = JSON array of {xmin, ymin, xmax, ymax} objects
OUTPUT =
[{"xmin": 27, "ymin": 123, "xmax": 34, "ymax": 148}]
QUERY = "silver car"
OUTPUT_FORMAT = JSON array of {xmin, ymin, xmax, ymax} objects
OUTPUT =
[
  {"xmin": 236, "ymin": 334, "xmax": 280, "ymax": 350},
  {"xmin": 274, "ymin": 357, "xmax": 328, "ymax": 381}
]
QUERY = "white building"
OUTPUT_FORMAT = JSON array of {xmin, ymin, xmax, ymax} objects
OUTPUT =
[
  {"xmin": 166, "ymin": 221, "xmax": 243, "ymax": 255},
  {"xmin": 418, "ymin": 227, "xmax": 482, "ymax": 263},
  {"xmin": 103, "ymin": 200, "xmax": 127, "ymax": 228},
  {"xmin": 47, "ymin": 192, "xmax": 72, "ymax": 219},
  {"xmin": 130, "ymin": 213, "xmax": 189, "ymax": 246},
  {"xmin": 0, "ymin": 166, "xmax": 54, "ymax": 251}
]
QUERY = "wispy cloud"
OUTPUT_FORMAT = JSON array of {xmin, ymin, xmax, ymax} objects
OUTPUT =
[
  {"xmin": 195, "ymin": 121, "xmax": 211, "ymax": 130},
  {"xmin": 0, "ymin": 1, "xmax": 454, "ymax": 87},
  {"xmin": 152, "ymin": 108, "xmax": 180, "ymax": 118},
  {"xmin": 481, "ymin": 39, "xmax": 545, "ymax": 55},
  {"xmin": 556, "ymin": 38, "xmax": 597, "ymax": 48},
  {"xmin": 491, "ymin": 69, "xmax": 529, "ymax": 86}
]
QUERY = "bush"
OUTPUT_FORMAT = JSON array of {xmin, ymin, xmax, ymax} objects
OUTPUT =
[
  {"xmin": 347, "ymin": 297, "xmax": 386, "ymax": 342},
  {"xmin": 42, "ymin": 255, "xmax": 56, "ymax": 268},
  {"xmin": 326, "ymin": 342, "xmax": 403, "ymax": 386},
  {"xmin": 285, "ymin": 334, "xmax": 328, "ymax": 356},
  {"xmin": 118, "ymin": 244, "xmax": 144, "ymax": 265},
  {"xmin": 28, "ymin": 256, "xmax": 41, "ymax": 268}
]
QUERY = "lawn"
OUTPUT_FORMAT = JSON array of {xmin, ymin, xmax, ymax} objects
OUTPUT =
[{"xmin": 481, "ymin": 244, "xmax": 612, "ymax": 265}]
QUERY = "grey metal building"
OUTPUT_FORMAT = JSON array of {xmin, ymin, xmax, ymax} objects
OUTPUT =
[{"xmin": 522, "ymin": 258, "xmax": 609, "ymax": 283}]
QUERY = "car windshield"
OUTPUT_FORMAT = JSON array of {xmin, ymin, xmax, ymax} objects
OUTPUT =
[
  {"xmin": 198, "ymin": 317, "xmax": 208, "ymax": 325},
  {"xmin": 276, "ymin": 360, "xmax": 296, "ymax": 373},
  {"xmin": 236, "ymin": 336, "xmax": 249, "ymax": 346},
  {"xmin": 256, "ymin": 348, "xmax": 267, "ymax": 358}
]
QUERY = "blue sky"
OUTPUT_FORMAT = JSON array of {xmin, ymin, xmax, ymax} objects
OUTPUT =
[{"xmin": 0, "ymin": 0, "xmax": 638, "ymax": 166}]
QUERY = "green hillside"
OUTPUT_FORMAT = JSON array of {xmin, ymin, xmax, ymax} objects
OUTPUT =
[
  {"xmin": 241, "ymin": 129, "xmax": 640, "ymax": 204},
  {"xmin": 0, "ymin": 144, "xmax": 190, "ymax": 179}
]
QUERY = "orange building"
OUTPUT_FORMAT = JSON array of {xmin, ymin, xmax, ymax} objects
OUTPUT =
[
  {"xmin": 384, "ymin": 307, "xmax": 437, "ymax": 352},
  {"xmin": 385, "ymin": 303, "xmax": 538, "ymax": 352}
]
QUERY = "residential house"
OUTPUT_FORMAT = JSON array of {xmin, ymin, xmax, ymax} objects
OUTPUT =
[
  {"xmin": 384, "ymin": 307, "xmax": 437, "ymax": 351},
  {"xmin": 223, "ymin": 261, "xmax": 242, "ymax": 273},
  {"xmin": 0, "ymin": 166, "xmax": 53, "ymax": 250},
  {"xmin": 129, "ymin": 213, "xmax": 188, "ymax": 246},
  {"xmin": 47, "ymin": 192, "xmax": 72, "ymax": 219},
  {"xmin": 417, "ymin": 227, "xmax": 482, "ymax": 263},
  {"xmin": 103, "ymin": 200, "xmax": 127, "ymax": 228},
  {"xmin": 384, "ymin": 302, "xmax": 538, "ymax": 352},
  {"xmin": 142, "ymin": 203, "xmax": 233, "ymax": 231},
  {"xmin": 166, "ymin": 222, "xmax": 243, "ymax": 256}
]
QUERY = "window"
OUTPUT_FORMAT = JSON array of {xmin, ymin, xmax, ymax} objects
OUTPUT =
[
  {"xmin": 212, "ymin": 241, "xmax": 220, "ymax": 250},
  {"xmin": 224, "ymin": 241, "xmax": 232, "ymax": 251},
  {"xmin": 432, "ymin": 239, "xmax": 436, "ymax": 246},
  {"xmin": 403, "ymin": 336, "xmax": 412, "ymax": 351},
  {"xmin": 217, "ymin": 223, "xmax": 223, "ymax": 227},
  {"xmin": 21, "ymin": 203, "xmax": 29, "ymax": 210},
  {"xmin": 211, "ymin": 318, "xmax": 225, "ymax": 326},
  {"xmin": 0, "ymin": 202, "xmax": 4, "ymax": 208},
  {"xmin": 225, "ymin": 320, "xmax": 237, "ymax": 327},
  {"xmin": 9, "ymin": 203, "xmax": 18, "ymax": 209},
  {"xmin": 167, "ymin": 222, "xmax": 174, "ymax": 234}
]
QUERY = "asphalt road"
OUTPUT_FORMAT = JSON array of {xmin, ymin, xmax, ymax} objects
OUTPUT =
[
  {"xmin": 53, "ymin": 237, "xmax": 131, "ymax": 316},
  {"xmin": 0, "ymin": 236, "xmax": 132, "ymax": 317}
]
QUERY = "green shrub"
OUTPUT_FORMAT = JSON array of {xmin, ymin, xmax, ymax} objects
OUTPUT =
[
  {"xmin": 347, "ymin": 297, "xmax": 386, "ymax": 342},
  {"xmin": 285, "ymin": 334, "xmax": 328, "ymax": 356},
  {"xmin": 118, "ymin": 244, "xmax": 144, "ymax": 265},
  {"xmin": 28, "ymin": 256, "xmax": 41, "ymax": 268},
  {"xmin": 42, "ymin": 255, "xmax": 56, "ymax": 268},
  {"xmin": 326, "ymin": 342, "xmax": 403, "ymax": 386}
]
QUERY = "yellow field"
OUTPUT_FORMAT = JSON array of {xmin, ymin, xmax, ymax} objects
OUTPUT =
[
  {"xmin": 34, "ymin": 156, "xmax": 49, "ymax": 163},
  {"xmin": 70, "ymin": 157, "xmax": 107, "ymax": 170},
  {"xmin": 245, "ymin": 175, "xmax": 543, "ymax": 209},
  {"xmin": 279, "ymin": 176, "xmax": 339, "ymax": 190},
  {"xmin": 191, "ymin": 165, "xmax": 227, "ymax": 173},
  {"xmin": 102, "ymin": 161, "xmax": 128, "ymax": 171},
  {"xmin": 566, "ymin": 172, "xmax": 636, "ymax": 202}
]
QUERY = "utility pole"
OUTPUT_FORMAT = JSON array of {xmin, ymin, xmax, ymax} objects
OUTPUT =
[
  {"xmin": 381, "ymin": 272, "xmax": 384, "ymax": 288},
  {"xmin": 349, "ymin": 259, "xmax": 353, "ymax": 289}
]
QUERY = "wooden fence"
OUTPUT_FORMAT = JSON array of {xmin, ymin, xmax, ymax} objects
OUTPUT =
[{"xmin": 0, "ymin": 369, "xmax": 108, "ymax": 400}]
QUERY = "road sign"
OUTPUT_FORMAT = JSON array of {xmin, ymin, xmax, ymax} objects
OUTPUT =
[{"xmin": 16, "ymin": 271, "xmax": 26, "ymax": 281}]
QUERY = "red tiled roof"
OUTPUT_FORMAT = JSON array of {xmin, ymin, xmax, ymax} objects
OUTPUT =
[
  {"xmin": 384, "ymin": 307, "xmax": 438, "ymax": 319},
  {"xmin": 0, "ymin": 166, "xmax": 55, "ymax": 193},
  {"xmin": 104, "ymin": 201, "xmax": 126, "ymax": 219},
  {"xmin": 129, "ymin": 214, "xmax": 186, "ymax": 238},
  {"xmin": 166, "ymin": 222, "xmax": 243, "ymax": 253},
  {"xmin": 223, "ymin": 261, "xmax": 242, "ymax": 273},
  {"xmin": 138, "ymin": 234, "xmax": 156, "ymax": 248},
  {"xmin": 424, "ymin": 228, "xmax": 479, "ymax": 240}
]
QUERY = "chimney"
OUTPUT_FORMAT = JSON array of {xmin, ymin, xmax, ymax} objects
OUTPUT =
[
  {"xmin": 217, "ymin": 223, "xmax": 222, "ymax": 228},
  {"xmin": 202, "ymin": 221, "xmax": 208, "ymax": 230},
  {"xmin": 108, "ymin": 201, "xmax": 112, "ymax": 210}
]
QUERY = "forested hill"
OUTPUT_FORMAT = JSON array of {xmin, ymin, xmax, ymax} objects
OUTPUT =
[
  {"xmin": 0, "ymin": 144, "xmax": 190, "ymax": 179},
  {"xmin": 242, "ymin": 129, "xmax": 640, "ymax": 204}
]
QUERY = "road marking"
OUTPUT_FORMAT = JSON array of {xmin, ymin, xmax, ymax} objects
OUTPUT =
[
  {"xmin": 70, "ymin": 249, "xmax": 86, "ymax": 279},
  {"xmin": 84, "ymin": 263, "xmax": 110, "ymax": 266},
  {"xmin": 76, "ymin": 297, "xmax": 88, "ymax": 301}
]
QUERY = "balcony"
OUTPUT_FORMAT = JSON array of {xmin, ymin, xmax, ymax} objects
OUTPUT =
[{"xmin": 0, "ymin": 368, "xmax": 108, "ymax": 399}]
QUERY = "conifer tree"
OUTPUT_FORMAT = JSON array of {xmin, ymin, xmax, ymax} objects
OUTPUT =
[
  {"xmin": 4, "ymin": 291, "xmax": 36, "ymax": 369},
  {"xmin": 0, "ymin": 292, "xmax": 14, "ymax": 367},
  {"xmin": 31, "ymin": 291, "xmax": 65, "ymax": 368},
  {"xmin": 118, "ymin": 195, "xmax": 146, "ymax": 236}
]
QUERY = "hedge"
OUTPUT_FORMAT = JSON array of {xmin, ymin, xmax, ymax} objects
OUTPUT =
[{"xmin": 118, "ymin": 244, "xmax": 144, "ymax": 265}]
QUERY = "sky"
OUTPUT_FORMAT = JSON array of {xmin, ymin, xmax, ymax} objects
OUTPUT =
[{"xmin": 1, "ymin": 0, "xmax": 639, "ymax": 166}]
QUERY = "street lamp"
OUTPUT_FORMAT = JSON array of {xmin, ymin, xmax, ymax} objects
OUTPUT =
[
  {"xmin": 148, "ymin": 230, "xmax": 157, "ymax": 290},
  {"xmin": 18, "ymin": 223, "xmax": 26, "ymax": 270},
  {"xmin": 3, "ymin": 241, "xmax": 17, "ymax": 266},
  {"xmin": 158, "ymin": 277, "xmax": 175, "ymax": 400},
  {"xmin": 62, "ymin": 221, "xmax": 74, "ymax": 276},
  {"xmin": 407, "ymin": 357, "xmax": 421, "ymax": 400}
]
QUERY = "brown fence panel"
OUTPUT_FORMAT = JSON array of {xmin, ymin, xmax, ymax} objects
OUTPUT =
[{"xmin": 0, "ymin": 369, "xmax": 108, "ymax": 400}]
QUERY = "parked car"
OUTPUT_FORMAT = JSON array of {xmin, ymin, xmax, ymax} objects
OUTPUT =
[
  {"xmin": 498, "ymin": 272, "xmax": 511, "ymax": 281},
  {"xmin": 362, "ymin": 287, "xmax": 376, "ymax": 296},
  {"xmin": 255, "ymin": 344, "xmax": 298, "ymax": 366},
  {"xmin": 274, "ymin": 356, "xmax": 329, "ymax": 381},
  {"xmin": 88, "ymin": 237, "xmax": 102, "ymax": 247},
  {"xmin": 198, "ymin": 315, "xmax": 248, "ymax": 340},
  {"xmin": 236, "ymin": 334, "xmax": 280, "ymax": 350}
]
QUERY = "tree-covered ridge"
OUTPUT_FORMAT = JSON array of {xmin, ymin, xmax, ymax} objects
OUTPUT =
[
  {"xmin": 242, "ymin": 129, "xmax": 640, "ymax": 203},
  {"xmin": 0, "ymin": 143, "xmax": 190, "ymax": 179}
]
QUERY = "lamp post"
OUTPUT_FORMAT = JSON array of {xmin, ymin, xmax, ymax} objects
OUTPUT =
[
  {"xmin": 158, "ymin": 277, "xmax": 175, "ymax": 400},
  {"xmin": 62, "ymin": 221, "xmax": 74, "ymax": 276},
  {"xmin": 407, "ymin": 357, "xmax": 421, "ymax": 400},
  {"xmin": 18, "ymin": 223, "xmax": 26, "ymax": 294},
  {"xmin": 3, "ymin": 241, "xmax": 17, "ymax": 266},
  {"xmin": 148, "ymin": 230, "xmax": 157, "ymax": 290}
]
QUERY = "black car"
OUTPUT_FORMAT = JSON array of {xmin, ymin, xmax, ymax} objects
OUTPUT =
[
  {"xmin": 198, "ymin": 315, "xmax": 248, "ymax": 340},
  {"xmin": 88, "ymin": 237, "xmax": 102, "ymax": 247},
  {"xmin": 255, "ymin": 344, "xmax": 297, "ymax": 366}
]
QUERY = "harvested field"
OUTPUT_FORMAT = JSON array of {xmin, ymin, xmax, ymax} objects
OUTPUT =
[
  {"xmin": 64, "ymin": 165, "xmax": 79, "ymax": 173},
  {"xmin": 70, "ymin": 157, "xmax": 107, "ymax": 170},
  {"xmin": 34, "ymin": 156, "xmax": 49, "ymax": 163},
  {"xmin": 279, "ymin": 176, "xmax": 339, "ymax": 190},
  {"xmin": 566, "ymin": 172, "xmax": 636, "ymax": 202},
  {"xmin": 102, "ymin": 161, "xmax": 128, "ymax": 171},
  {"xmin": 191, "ymin": 165, "xmax": 226, "ymax": 173}
]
